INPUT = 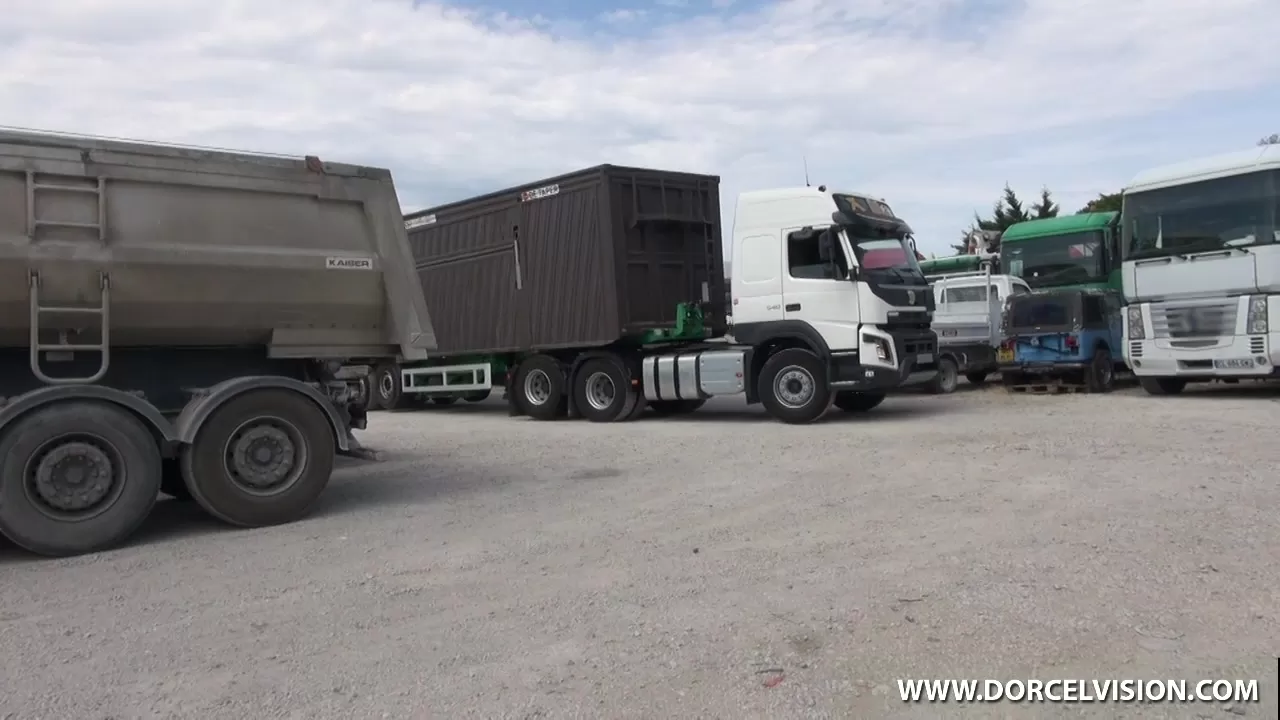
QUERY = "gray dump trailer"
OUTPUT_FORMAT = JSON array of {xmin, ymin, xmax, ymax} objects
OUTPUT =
[{"xmin": 0, "ymin": 129, "xmax": 434, "ymax": 556}]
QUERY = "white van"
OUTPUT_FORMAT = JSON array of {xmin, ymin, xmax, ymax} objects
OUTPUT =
[{"xmin": 928, "ymin": 272, "xmax": 1031, "ymax": 393}]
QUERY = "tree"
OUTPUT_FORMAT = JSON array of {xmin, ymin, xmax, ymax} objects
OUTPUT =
[
  {"xmin": 1077, "ymin": 191, "xmax": 1122, "ymax": 214},
  {"xmin": 1259, "ymin": 133, "xmax": 1279, "ymax": 146},
  {"xmin": 950, "ymin": 185, "xmax": 1058, "ymax": 253}
]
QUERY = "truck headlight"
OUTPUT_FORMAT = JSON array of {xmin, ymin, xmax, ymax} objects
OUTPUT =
[
  {"xmin": 1247, "ymin": 295, "xmax": 1268, "ymax": 334},
  {"xmin": 1126, "ymin": 305, "xmax": 1145, "ymax": 339}
]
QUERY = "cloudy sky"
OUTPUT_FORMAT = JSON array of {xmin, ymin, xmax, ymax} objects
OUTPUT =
[{"xmin": 3, "ymin": 0, "xmax": 1279, "ymax": 256}]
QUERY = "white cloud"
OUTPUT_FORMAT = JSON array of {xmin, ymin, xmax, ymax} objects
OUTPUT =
[{"xmin": 2, "ymin": 0, "xmax": 1279, "ymax": 254}]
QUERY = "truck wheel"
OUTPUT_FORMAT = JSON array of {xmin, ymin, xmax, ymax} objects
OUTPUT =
[
  {"xmin": 373, "ymin": 362, "xmax": 405, "ymax": 410},
  {"xmin": 515, "ymin": 355, "xmax": 568, "ymax": 420},
  {"xmin": 180, "ymin": 389, "xmax": 335, "ymax": 528},
  {"xmin": 929, "ymin": 357, "xmax": 958, "ymax": 394},
  {"xmin": 758, "ymin": 348, "xmax": 832, "ymax": 424},
  {"xmin": 160, "ymin": 458, "xmax": 192, "ymax": 501},
  {"xmin": 1138, "ymin": 377, "xmax": 1186, "ymax": 396},
  {"xmin": 965, "ymin": 371, "xmax": 989, "ymax": 386},
  {"xmin": 432, "ymin": 396, "xmax": 459, "ymax": 406},
  {"xmin": 834, "ymin": 391, "xmax": 885, "ymax": 412},
  {"xmin": 1086, "ymin": 348, "xmax": 1115, "ymax": 393},
  {"xmin": 573, "ymin": 357, "xmax": 637, "ymax": 423},
  {"xmin": 464, "ymin": 390, "xmax": 491, "ymax": 402},
  {"xmin": 649, "ymin": 399, "xmax": 706, "ymax": 415},
  {"xmin": 0, "ymin": 401, "xmax": 162, "ymax": 557}
]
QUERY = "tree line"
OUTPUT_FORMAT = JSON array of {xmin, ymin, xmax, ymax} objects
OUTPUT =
[{"xmin": 946, "ymin": 132, "xmax": 1278, "ymax": 255}]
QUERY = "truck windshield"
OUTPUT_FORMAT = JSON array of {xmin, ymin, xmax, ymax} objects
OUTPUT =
[
  {"xmin": 849, "ymin": 235, "xmax": 925, "ymax": 284},
  {"xmin": 1122, "ymin": 170, "xmax": 1279, "ymax": 261},
  {"xmin": 1001, "ymin": 231, "xmax": 1106, "ymax": 288}
]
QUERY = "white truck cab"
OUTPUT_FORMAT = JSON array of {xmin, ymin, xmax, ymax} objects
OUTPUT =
[
  {"xmin": 1121, "ymin": 145, "xmax": 1280, "ymax": 395},
  {"xmin": 729, "ymin": 186, "xmax": 938, "ymax": 409}
]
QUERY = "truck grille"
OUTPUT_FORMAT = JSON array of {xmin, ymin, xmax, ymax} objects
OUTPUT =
[
  {"xmin": 1151, "ymin": 300, "xmax": 1237, "ymax": 339},
  {"xmin": 1128, "ymin": 341, "xmax": 1143, "ymax": 359}
]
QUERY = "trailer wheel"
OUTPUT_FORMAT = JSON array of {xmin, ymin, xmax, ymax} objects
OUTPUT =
[
  {"xmin": 515, "ymin": 355, "xmax": 568, "ymax": 420},
  {"xmin": 373, "ymin": 362, "xmax": 405, "ymax": 410},
  {"xmin": 964, "ymin": 371, "xmax": 989, "ymax": 386},
  {"xmin": 833, "ymin": 391, "xmax": 885, "ymax": 412},
  {"xmin": 929, "ymin": 357, "xmax": 959, "ymax": 394},
  {"xmin": 180, "ymin": 389, "xmax": 335, "ymax": 528},
  {"xmin": 649, "ymin": 399, "xmax": 706, "ymax": 415},
  {"xmin": 0, "ymin": 401, "xmax": 162, "ymax": 557},
  {"xmin": 1138, "ymin": 377, "xmax": 1186, "ymax": 396},
  {"xmin": 463, "ymin": 390, "xmax": 491, "ymax": 402},
  {"xmin": 1086, "ymin": 348, "xmax": 1115, "ymax": 393},
  {"xmin": 758, "ymin": 348, "xmax": 832, "ymax": 424},
  {"xmin": 573, "ymin": 357, "xmax": 636, "ymax": 423}
]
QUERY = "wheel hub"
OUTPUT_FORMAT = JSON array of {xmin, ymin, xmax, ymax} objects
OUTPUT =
[
  {"xmin": 227, "ymin": 424, "xmax": 297, "ymax": 490},
  {"xmin": 775, "ymin": 367, "xmax": 814, "ymax": 408},
  {"xmin": 32, "ymin": 441, "xmax": 115, "ymax": 512},
  {"xmin": 584, "ymin": 371, "xmax": 616, "ymax": 411},
  {"xmin": 524, "ymin": 369, "xmax": 552, "ymax": 405},
  {"xmin": 379, "ymin": 372, "xmax": 395, "ymax": 399}
]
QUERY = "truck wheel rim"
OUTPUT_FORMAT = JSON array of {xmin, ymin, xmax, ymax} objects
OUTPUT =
[
  {"xmin": 223, "ymin": 416, "xmax": 307, "ymax": 496},
  {"xmin": 25, "ymin": 435, "xmax": 124, "ymax": 519},
  {"xmin": 775, "ymin": 366, "xmax": 815, "ymax": 408},
  {"xmin": 1098, "ymin": 360, "xmax": 1113, "ymax": 386},
  {"xmin": 941, "ymin": 363, "xmax": 957, "ymax": 392},
  {"xmin": 524, "ymin": 369, "xmax": 552, "ymax": 405},
  {"xmin": 379, "ymin": 372, "xmax": 396, "ymax": 399},
  {"xmin": 584, "ymin": 371, "xmax": 616, "ymax": 411}
]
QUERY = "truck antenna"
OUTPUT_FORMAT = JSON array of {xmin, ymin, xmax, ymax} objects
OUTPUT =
[{"xmin": 803, "ymin": 156, "xmax": 810, "ymax": 187}]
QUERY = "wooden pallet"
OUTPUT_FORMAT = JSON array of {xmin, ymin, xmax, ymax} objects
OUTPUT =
[{"xmin": 1005, "ymin": 382, "xmax": 1088, "ymax": 394}]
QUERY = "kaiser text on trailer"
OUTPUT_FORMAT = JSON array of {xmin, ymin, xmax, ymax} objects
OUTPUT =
[
  {"xmin": 0, "ymin": 129, "xmax": 435, "ymax": 556},
  {"xmin": 371, "ymin": 169, "xmax": 938, "ymax": 424},
  {"xmin": 1120, "ymin": 145, "xmax": 1280, "ymax": 394}
]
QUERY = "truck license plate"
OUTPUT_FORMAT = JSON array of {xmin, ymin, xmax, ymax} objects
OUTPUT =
[
  {"xmin": 997, "ymin": 349, "xmax": 1013, "ymax": 363},
  {"xmin": 1213, "ymin": 358, "xmax": 1254, "ymax": 369},
  {"xmin": 917, "ymin": 353, "xmax": 933, "ymax": 364}
]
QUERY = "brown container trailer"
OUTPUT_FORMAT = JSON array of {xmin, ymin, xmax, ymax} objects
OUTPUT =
[{"xmin": 403, "ymin": 165, "xmax": 727, "ymax": 355}]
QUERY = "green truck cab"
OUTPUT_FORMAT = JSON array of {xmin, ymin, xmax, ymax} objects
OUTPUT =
[{"xmin": 999, "ymin": 212, "xmax": 1121, "ymax": 293}]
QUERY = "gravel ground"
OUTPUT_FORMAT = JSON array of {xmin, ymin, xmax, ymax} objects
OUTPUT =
[{"xmin": 2, "ymin": 381, "xmax": 1279, "ymax": 719}]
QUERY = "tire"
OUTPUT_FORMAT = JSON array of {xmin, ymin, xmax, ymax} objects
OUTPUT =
[
  {"xmin": 514, "ymin": 354, "xmax": 568, "ymax": 420},
  {"xmin": 463, "ymin": 390, "xmax": 491, "ymax": 402},
  {"xmin": 180, "ymin": 389, "xmax": 336, "ymax": 528},
  {"xmin": 1086, "ymin": 348, "xmax": 1115, "ymax": 393},
  {"xmin": 929, "ymin": 357, "xmax": 959, "ymax": 394},
  {"xmin": 0, "ymin": 401, "xmax": 163, "ymax": 557},
  {"xmin": 432, "ymin": 396, "xmax": 459, "ymax": 406},
  {"xmin": 573, "ymin": 356, "xmax": 636, "ymax": 423},
  {"xmin": 373, "ymin": 362, "xmax": 404, "ymax": 410},
  {"xmin": 352, "ymin": 377, "xmax": 371, "ymax": 410},
  {"xmin": 1139, "ymin": 377, "xmax": 1187, "ymax": 396},
  {"xmin": 758, "ymin": 348, "xmax": 832, "ymax": 424},
  {"xmin": 649, "ymin": 399, "xmax": 706, "ymax": 416},
  {"xmin": 834, "ymin": 391, "xmax": 885, "ymax": 412},
  {"xmin": 160, "ymin": 457, "xmax": 192, "ymax": 501},
  {"xmin": 965, "ymin": 371, "xmax": 989, "ymax": 386}
]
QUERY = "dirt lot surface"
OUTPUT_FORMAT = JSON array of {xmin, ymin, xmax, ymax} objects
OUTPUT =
[{"xmin": 2, "ymin": 382, "xmax": 1278, "ymax": 719}]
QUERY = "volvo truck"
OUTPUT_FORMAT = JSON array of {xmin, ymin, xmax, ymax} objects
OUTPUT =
[
  {"xmin": 1121, "ymin": 144, "xmax": 1280, "ymax": 394},
  {"xmin": 0, "ymin": 129, "xmax": 435, "ymax": 556},
  {"xmin": 370, "ymin": 171, "xmax": 938, "ymax": 424}
]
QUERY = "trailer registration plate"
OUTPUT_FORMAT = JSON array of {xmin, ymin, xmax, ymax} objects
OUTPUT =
[{"xmin": 1213, "ymin": 358, "xmax": 1254, "ymax": 369}]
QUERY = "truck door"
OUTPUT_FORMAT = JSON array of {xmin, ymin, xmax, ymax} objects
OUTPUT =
[{"xmin": 780, "ymin": 226, "xmax": 860, "ymax": 351}]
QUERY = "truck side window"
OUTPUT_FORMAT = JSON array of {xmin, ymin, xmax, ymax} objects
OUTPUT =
[{"xmin": 787, "ymin": 229, "xmax": 846, "ymax": 279}]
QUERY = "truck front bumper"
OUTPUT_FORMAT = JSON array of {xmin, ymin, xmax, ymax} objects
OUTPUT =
[
  {"xmin": 830, "ymin": 327, "xmax": 938, "ymax": 391},
  {"xmin": 1125, "ymin": 332, "xmax": 1280, "ymax": 377}
]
